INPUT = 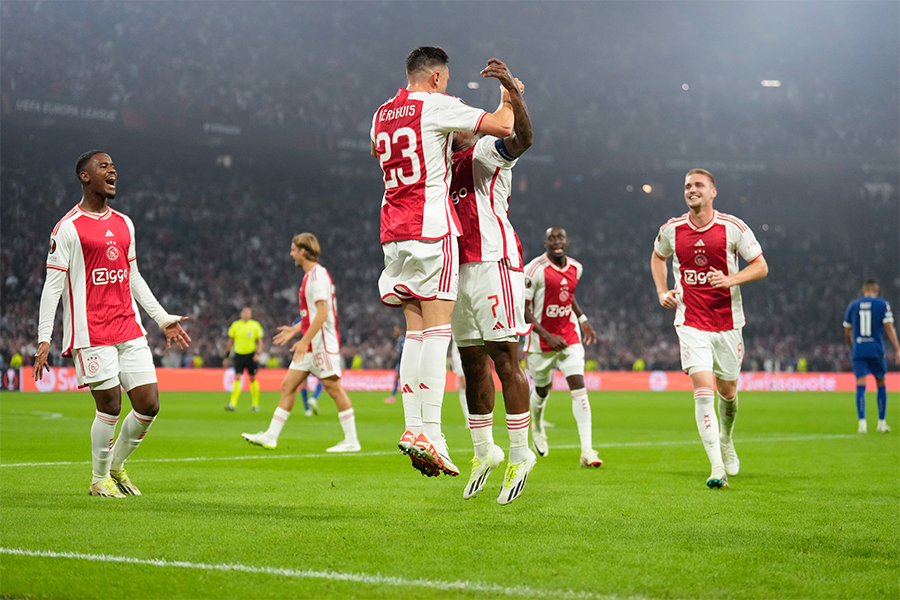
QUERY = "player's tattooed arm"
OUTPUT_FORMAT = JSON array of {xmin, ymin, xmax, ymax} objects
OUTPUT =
[{"xmin": 499, "ymin": 77, "xmax": 533, "ymax": 158}]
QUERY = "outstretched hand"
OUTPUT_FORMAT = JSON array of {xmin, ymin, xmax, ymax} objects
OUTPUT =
[
  {"xmin": 273, "ymin": 325, "xmax": 298, "ymax": 347},
  {"xmin": 164, "ymin": 317, "xmax": 191, "ymax": 350},
  {"xmin": 581, "ymin": 321, "xmax": 598, "ymax": 345},
  {"xmin": 481, "ymin": 58, "xmax": 517, "ymax": 92}
]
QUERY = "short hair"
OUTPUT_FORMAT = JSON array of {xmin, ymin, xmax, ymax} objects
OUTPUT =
[
  {"xmin": 686, "ymin": 168, "xmax": 716, "ymax": 187},
  {"xmin": 292, "ymin": 233, "xmax": 321, "ymax": 262},
  {"xmin": 406, "ymin": 46, "xmax": 449, "ymax": 77},
  {"xmin": 75, "ymin": 150, "xmax": 105, "ymax": 181},
  {"xmin": 863, "ymin": 278, "xmax": 879, "ymax": 290}
]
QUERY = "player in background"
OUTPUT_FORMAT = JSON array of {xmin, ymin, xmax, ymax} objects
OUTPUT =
[
  {"xmin": 291, "ymin": 315, "xmax": 322, "ymax": 415},
  {"xmin": 371, "ymin": 46, "xmax": 514, "ymax": 477},
  {"xmin": 843, "ymin": 279, "xmax": 899, "ymax": 433},
  {"xmin": 33, "ymin": 150, "xmax": 190, "ymax": 498},
  {"xmin": 224, "ymin": 307, "xmax": 264, "ymax": 412},
  {"xmin": 448, "ymin": 338, "xmax": 467, "ymax": 424},
  {"xmin": 651, "ymin": 168, "xmax": 768, "ymax": 488},
  {"xmin": 242, "ymin": 234, "xmax": 359, "ymax": 452},
  {"xmin": 383, "ymin": 325, "xmax": 405, "ymax": 404},
  {"xmin": 449, "ymin": 72, "xmax": 538, "ymax": 504},
  {"xmin": 524, "ymin": 227, "xmax": 601, "ymax": 470}
]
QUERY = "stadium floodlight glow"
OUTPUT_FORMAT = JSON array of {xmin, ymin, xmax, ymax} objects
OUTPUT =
[
  {"xmin": 467, "ymin": 82, "xmax": 480, "ymax": 89},
  {"xmin": 681, "ymin": 83, "xmax": 689, "ymax": 91},
  {"xmin": 642, "ymin": 184, "xmax": 652, "ymax": 194},
  {"xmin": 761, "ymin": 80, "xmax": 782, "ymax": 87}
]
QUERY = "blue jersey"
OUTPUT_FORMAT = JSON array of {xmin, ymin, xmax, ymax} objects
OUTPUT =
[{"xmin": 844, "ymin": 297, "xmax": 894, "ymax": 359}]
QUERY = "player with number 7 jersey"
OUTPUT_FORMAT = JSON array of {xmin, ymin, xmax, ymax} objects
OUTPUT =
[{"xmin": 370, "ymin": 47, "xmax": 514, "ymax": 481}]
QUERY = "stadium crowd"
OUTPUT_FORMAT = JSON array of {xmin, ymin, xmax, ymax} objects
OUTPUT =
[{"xmin": 1, "ymin": 1, "xmax": 896, "ymax": 162}]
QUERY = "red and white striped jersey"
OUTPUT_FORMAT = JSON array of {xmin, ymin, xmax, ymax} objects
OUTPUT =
[
  {"xmin": 45, "ymin": 205, "xmax": 145, "ymax": 356},
  {"xmin": 299, "ymin": 263, "xmax": 340, "ymax": 354},
  {"xmin": 523, "ymin": 254, "xmax": 584, "ymax": 352},
  {"xmin": 451, "ymin": 135, "xmax": 521, "ymax": 269},
  {"xmin": 371, "ymin": 88, "xmax": 487, "ymax": 243},
  {"xmin": 653, "ymin": 210, "xmax": 763, "ymax": 332}
]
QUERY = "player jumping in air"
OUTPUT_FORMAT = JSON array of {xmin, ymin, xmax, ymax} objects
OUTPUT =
[{"xmin": 371, "ymin": 47, "xmax": 514, "ymax": 477}]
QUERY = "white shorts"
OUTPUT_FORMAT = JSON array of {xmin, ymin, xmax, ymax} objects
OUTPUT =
[
  {"xmin": 73, "ymin": 337, "xmax": 157, "ymax": 392},
  {"xmin": 526, "ymin": 343, "xmax": 585, "ymax": 388},
  {"xmin": 379, "ymin": 236, "xmax": 458, "ymax": 307},
  {"xmin": 289, "ymin": 348, "xmax": 343, "ymax": 379},
  {"xmin": 451, "ymin": 261, "xmax": 530, "ymax": 346},
  {"xmin": 676, "ymin": 325, "xmax": 744, "ymax": 380}
]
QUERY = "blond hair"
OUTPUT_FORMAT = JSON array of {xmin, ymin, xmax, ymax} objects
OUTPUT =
[
  {"xmin": 686, "ymin": 168, "xmax": 716, "ymax": 187},
  {"xmin": 292, "ymin": 233, "xmax": 320, "ymax": 262}
]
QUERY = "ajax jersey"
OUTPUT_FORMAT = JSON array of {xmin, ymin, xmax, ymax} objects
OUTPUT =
[
  {"xmin": 371, "ymin": 88, "xmax": 486, "ymax": 243},
  {"xmin": 299, "ymin": 263, "xmax": 340, "ymax": 354},
  {"xmin": 654, "ymin": 210, "xmax": 762, "ymax": 332},
  {"xmin": 46, "ymin": 205, "xmax": 145, "ymax": 356},
  {"xmin": 451, "ymin": 135, "xmax": 521, "ymax": 269},
  {"xmin": 524, "ymin": 254, "xmax": 583, "ymax": 353}
]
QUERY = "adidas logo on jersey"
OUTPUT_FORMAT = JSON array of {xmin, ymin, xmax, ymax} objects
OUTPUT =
[
  {"xmin": 105, "ymin": 230, "xmax": 114, "ymax": 237},
  {"xmin": 492, "ymin": 322, "xmax": 506, "ymax": 331},
  {"xmin": 694, "ymin": 239, "xmax": 705, "ymax": 247},
  {"xmin": 401, "ymin": 384, "xmax": 414, "ymax": 394},
  {"xmin": 560, "ymin": 278, "xmax": 568, "ymax": 285}
]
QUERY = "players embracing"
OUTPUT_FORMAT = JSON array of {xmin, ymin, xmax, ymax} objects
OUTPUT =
[
  {"xmin": 371, "ymin": 46, "xmax": 515, "ymax": 478},
  {"xmin": 449, "ymin": 66, "xmax": 537, "ymax": 504}
]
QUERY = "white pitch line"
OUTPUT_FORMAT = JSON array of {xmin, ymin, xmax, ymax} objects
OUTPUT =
[
  {"xmin": 0, "ymin": 547, "xmax": 624, "ymax": 600},
  {"xmin": 0, "ymin": 433, "xmax": 856, "ymax": 468}
]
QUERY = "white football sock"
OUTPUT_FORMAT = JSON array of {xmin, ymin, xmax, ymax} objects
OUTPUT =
[
  {"xmin": 419, "ymin": 325, "xmax": 452, "ymax": 441},
  {"xmin": 266, "ymin": 407, "xmax": 291, "ymax": 439},
  {"xmin": 507, "ymin": 412, "xmax": 530, "ymax": 463},
  {"xmin": 91, "ymin": 411, "xmax": 119, "ymax": 483},
  {"xmin": 530, "ymin": 388, "xmax": 548, "ymax": 427},
  {"xmin": 571, "ymin": 388, "xmax": 593, "ymax": 452},
  {"xmin": 718, "ymin": 393, "xmax": 738, "ymax": 441},
  {"xmin": 338, "ymin": 408, "xmax": 358, "ymax": 443},
  {"xmin": 459, "ymin": 388, "xmax": 469, "ymax": 425},
  {"xmin": 110, "ymin": 410, "xmax": 155, "ymax": 471},
  {"xmin": 400, "ymin": 331, "xmax": 424, "ymax": 435},
  {"xmin": 694, "ymin": 387, "xmax": 723, "ymax": 468},
  {"xmin": 468, "ymin": 413, "xmax": 493, "ymax": 460}
]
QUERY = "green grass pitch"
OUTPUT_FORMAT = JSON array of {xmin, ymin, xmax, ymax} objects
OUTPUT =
[{"xmin": 1, "ymin": 389, "xmax": 897, "ymax": 599}]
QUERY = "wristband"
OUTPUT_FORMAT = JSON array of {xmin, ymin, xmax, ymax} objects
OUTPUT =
[{"xmin": 578, "ymin": 314, "xmax": 588, "ymax": 324}]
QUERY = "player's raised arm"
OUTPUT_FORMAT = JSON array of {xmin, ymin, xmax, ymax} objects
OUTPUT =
[
  {"xmin": 477, "ymin": 59, "xmax": 516, "ymax": 138},
  {"xmin": 498, "ymin": 76, "xmax": 533, "ymax": 158}
]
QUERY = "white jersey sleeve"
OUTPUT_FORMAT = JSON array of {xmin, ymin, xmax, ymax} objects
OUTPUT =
[
  {"xmin": 653, "ymin": 221, "xmax": 676, "ymax": 258},
  {"xmin": 473, "ymin": 135, "xmax": 517, "ymax": 170},
  {"xmin": 734, "ymin": 219, "xmax": 763, "ymax": 262},
  {"xmin": 432, "ymin": 94, "xmax": 486, "ymax": 135}
]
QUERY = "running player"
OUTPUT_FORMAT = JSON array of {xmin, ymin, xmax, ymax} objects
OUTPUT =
[
  {"xmin": 843, "ymin": 278, "xmax": 899, "ymax": 433},
  {"xmin": 651, "ymin": 168, "xmax": 768, "ymax": 488},
  {"xmin": 33, "ymin": 150, "xmax": 190, "ymax": 498},
  {"xmin": 242, "ymin": 233, "xmax": 360, "ymax": 453},
  {"xmin": 450, "ymin": 70, "xmax": 539, "ymax": 504},
  {"xmin": 224, "ymin": 307, "xmax": 264, "ymax": 412},
  {"xmin": 371, "ymin": 47, "xmax": 514, "ymax": 477},
  {"xmin": 524, "ymin": 227, "xmax": 602, "ymax": 469}
]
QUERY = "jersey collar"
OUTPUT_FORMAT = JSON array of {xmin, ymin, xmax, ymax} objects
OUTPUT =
[
  {"xmin": 75, "ymin": 204, "xmax": 112, "ymax": 220},
  {"xmin": 544, "ymin": 253, "xmax": 569, "ymax": 272},
  {"xmin": 687, "ymin": 210, "xmax": 718, "ymax": 232}
]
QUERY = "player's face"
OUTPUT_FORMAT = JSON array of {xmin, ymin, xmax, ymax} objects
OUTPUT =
[
  {"xmin": 684, "ymin": 174, "xmax": 716, "ymax": 210},
  {"xmin": 82, "ymin": 153, "xmax": 117, "ymax": 199},
  {"xmin": 544, "ymin": 228, "xmax": 568, "ymax": 259},
  {"xmin": 290, "ymin": 242, "xmax": 303, "ymax": 265},
  {"xmin": 241, "ymin": 308, "xmax": 252, "ymax": 320}
]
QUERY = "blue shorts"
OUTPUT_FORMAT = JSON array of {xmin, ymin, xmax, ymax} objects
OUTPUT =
[{"xmin": 852, "ymin": 357, "xmax": 887, "ymax": 379}]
